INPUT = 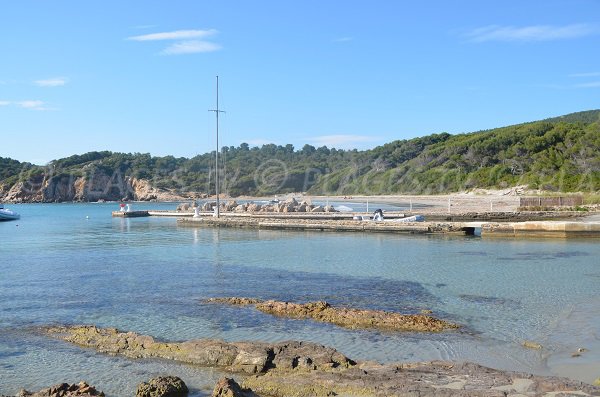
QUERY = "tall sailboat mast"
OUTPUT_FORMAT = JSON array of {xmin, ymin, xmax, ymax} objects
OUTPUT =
[{"xmin": 209, "ymin": 75, "xmax": 225, "ymax": 218}]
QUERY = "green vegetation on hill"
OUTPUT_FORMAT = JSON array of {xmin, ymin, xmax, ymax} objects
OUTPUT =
[{"xmin": 1, "ymin": 110, "xmax": 599, "ymax": 199}]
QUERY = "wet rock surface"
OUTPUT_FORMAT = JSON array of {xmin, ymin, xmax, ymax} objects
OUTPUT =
[
  {"xmin": 205, "ymin": 297, "xmax": 459, "ymax": 332},
  {"xmin": 2, "ymin": 382, "xmax": 104, "ymax": 397},
  {"xmin": 45, "ymin": 325, "xmax": 353, "ymax": 374},
  {"xmin": 135, "ymin": 376, "xmax": 188, "ymax": 397}
]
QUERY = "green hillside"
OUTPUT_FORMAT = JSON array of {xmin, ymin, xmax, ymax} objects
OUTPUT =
[{"xmin": 1, "ymin": 110, "xmax": 599, "ymax": 200}]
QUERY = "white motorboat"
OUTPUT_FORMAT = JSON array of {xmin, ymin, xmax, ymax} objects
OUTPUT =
[{"xmin": 0, "ymin": 204, "xmax": 20, "ymax": 221}]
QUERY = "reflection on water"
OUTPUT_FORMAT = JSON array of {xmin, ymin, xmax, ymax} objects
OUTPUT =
[{"xmin": 1, "ymin": 203, "xmax": 600, "ymax": 394}]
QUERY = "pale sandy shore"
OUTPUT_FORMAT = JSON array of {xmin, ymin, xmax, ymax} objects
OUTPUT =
[
  {"xmin": 234, "ymin": 193, "xmax": 522, "ymax": 213},
  {"xmin": 310, "ymin": 194, "xmax": 521, "ymax": 213}
]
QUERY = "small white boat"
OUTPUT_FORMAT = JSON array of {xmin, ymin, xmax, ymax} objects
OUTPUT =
[{"xmin": 0, "ymin": 204, "xmax": 20, "ymax": 221}]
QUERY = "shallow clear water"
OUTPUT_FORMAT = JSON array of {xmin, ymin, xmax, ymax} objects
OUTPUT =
[{"xmin": 1, "ymin": 203, "xmax": 599, "ymax": 395}]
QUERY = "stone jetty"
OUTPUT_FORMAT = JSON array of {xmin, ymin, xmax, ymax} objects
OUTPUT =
[
  {"xmin": 197, "ymin": 198, "xmax": 337, "ymax": 214},
  {"xmin": 178, "ymin": 216, "xmax": 600, "ymax": 238},
  {"xmin": 40, "ymin": 325, "xmax": 600, "ymax": 397},
  {"xmin": 205, "ymin": 298, "xmax": 459, "ymax": 332}
]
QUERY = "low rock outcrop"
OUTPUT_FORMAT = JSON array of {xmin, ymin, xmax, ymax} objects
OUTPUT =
[
  {"xmin": 1, "ymin": 382, "xmax": 104, "ymax": 397},
  {"xmin": 135, "ymin": 376, "xmax": 188, "ymax": 397},
  {"xmin": 39, "ymin": 326, "xmax": 600, "ymax": 397},
  {"xmin": 242, "ymin": 361, "xmax": 600, "ymax": 397},
  {"xmin": 205, "ymin": 298, "xmax": 459, "ymax": 332},
  {"xmin": 211, "ymin": 378, "xmax": 256, "ymax": 397},
  {"xmin": 45, "ymin": 326, "xmax": 353, "ymax": 374}
]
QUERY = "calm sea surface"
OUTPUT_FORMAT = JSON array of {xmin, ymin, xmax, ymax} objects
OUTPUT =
[{"xmin": 1, "ymin": 203, "xmax": 599, "ymax": 396}]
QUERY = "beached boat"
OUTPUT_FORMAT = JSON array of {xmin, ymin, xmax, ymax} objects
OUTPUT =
[{"xmin": 0, "ymin": 204, "xmax": 20, "ymax": 221}]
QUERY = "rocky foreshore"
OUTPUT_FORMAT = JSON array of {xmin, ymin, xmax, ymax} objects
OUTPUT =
[
  {"xmin": 37, "ymin": 325, "xmax": 600, "ymax": 397},
  {"xmin": 205, "ymin": 297, "xmax": 459, "ymax": 332},
  {"xmin": 1, "ymin": 382, "xmax": 105, "ymax": 397},
  {"xmin": 241, "ymin": 360, "xmax": 600, "ymax": 397},
  {"xmin": 45, "ymin": 325, "xmax": 353, "ymax": 374}
]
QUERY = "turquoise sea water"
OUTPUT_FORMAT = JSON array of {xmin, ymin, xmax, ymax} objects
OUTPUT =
[{"xmin": 1, "ymin": 203, "xmax": 599, "ymax": 396}]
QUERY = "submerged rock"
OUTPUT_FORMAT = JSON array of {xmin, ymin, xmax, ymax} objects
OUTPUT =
[
  {"xmin": 5, "ymin": 382, "xmax": 104, "ymax": 397},
  {"xmin": 522, "ymin": 340, "xmax": 543, "ymax": 350},
  {"xmin": 136, "ymin": 376, "xmax": 188, "ymax": 397},
  {"xmin": 45, "ymin": 325, "xmax": 353, "ymax": 374},
  {"xmin": 211, "ymin": 378, "xmax": 256, "ymax": 397},
  {"xmin": 205, "ymin": 297, "xmax": 263, "ymax": 305},
  {"xmin": 206, "ymin": 297, "xmax": 459, "ymax": 332}
]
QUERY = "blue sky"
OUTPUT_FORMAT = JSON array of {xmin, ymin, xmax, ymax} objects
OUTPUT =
[{"xmin": 1, "ymin": 0, "xmax": 599, "ymax": 164}]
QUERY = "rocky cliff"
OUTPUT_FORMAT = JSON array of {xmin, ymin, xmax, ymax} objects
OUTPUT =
[{"xmin": 0, "ymin": 171, "xmax": 190, "ymax": 203}]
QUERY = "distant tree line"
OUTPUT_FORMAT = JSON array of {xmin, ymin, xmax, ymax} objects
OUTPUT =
[{"xmin": 1, "ymin": 109, "xmax": 599, "ymax": 197}]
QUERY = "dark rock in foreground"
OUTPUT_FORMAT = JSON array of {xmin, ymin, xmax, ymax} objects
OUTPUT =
[
  {"xmin": 136, "ymin": 376, "xmax": 188, "ymax": 397},
  {"xmin": 2, "ymin": 382, "xmax": 104, "ymax": 397},
  {"xmin": 205, "ymin": 297, "xmax": 459, "ymax": 332},
  {"xmin": 211, "ymin": 378, "xmax": 257, "ymax": 397},
  {"xmin": 45, "ymin": 325, "xmax": 353, "ymax": 374}
]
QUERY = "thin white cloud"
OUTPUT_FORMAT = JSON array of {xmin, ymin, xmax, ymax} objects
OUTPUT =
[
  {"xmin": 17, "ymin": 100, "xmax": 49, "ymax": 110},
  {"xmin": 34, "ymin": 77, "xmax": 68, "ymax": 87},
  {"xmin": 575, "ymin": 81, "xmax": 600, "ymax": 88},
  {"xmin": 161, "ymin": 40, "xmax": 221, "ymax": 55},
  {"xmin": 0, "ymin": 100, "xmax": 57, "ymax": 110},
  {"xmin": 310, "ymin": 134, "xmax": 379, "ymax": 149},
  {"xmin": 128, "ymin": 29, "xmax": 221, "ymax": 55},
  {"xmin": 466, "ymin": 24, "xmax": 596, "ymax": 43},
  {"xmin": 127, "ymin": 29, "xmax": 217, "ymax": 41},
  {"xmin": 333, "ymin": 37, "xmax": 353, "ymax": 42},
  {"xmin": 569, "ymin": 71, "xmax": 600, "ymax": 78}
]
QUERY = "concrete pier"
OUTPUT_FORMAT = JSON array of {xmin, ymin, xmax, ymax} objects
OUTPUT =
[
  {"xmin": 178, "ymin": 216, "xmax": 600, "ymax": 238},
  {"xmin": 481, "ymin": 221, "xmax": 600, "ymax": 238},
  {"xmin": 178, "ymin": 217, "xmax": 465, "ymax": 235},
  {"xmin": 111, "ymin": 210, "xmax": 150, "ymax": 218}
]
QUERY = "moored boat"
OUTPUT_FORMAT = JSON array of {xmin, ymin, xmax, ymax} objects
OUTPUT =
[{"xmin": 0, "ymin": 204, "xmax": 20, "ymax": 221}]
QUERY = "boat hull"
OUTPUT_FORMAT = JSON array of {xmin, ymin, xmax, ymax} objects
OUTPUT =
[{"xmin": 0, "ymin": 209, "xmax": 20, "ymax": 221}]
